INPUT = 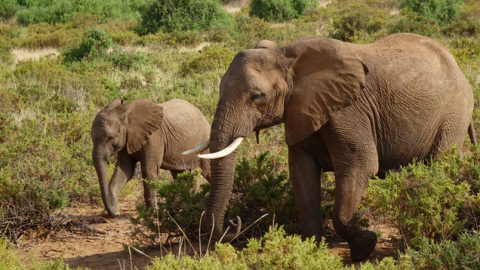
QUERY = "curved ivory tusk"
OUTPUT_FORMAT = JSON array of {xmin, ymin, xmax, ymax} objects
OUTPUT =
[
  {"xmin": 182, "ymin": 140, "xmax": 210, "ymax": 155},
  {"xmin": 198, "ymin": 137, "xmax": 244, "ymax": 159}
]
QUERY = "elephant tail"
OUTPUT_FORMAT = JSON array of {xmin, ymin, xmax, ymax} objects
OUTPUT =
[{"xmin": 468, "ymin": 120, "xmax": 477, "ymax": 145}]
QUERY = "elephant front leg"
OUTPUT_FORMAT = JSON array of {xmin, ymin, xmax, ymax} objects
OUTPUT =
[
  {"xmin": 105, "ymin": 155, "xmax": 136, "ymax": 216},
  {"xmin": 288, "ymin": 145, "xmax": 324, "ymax": 241},
  {"xmin": 141, "ymin": 149, "xmax": 164, "ymax": 210},
  {"xmin": 332, "ymin": 159, "xmax": 378, "ymax": 262}
]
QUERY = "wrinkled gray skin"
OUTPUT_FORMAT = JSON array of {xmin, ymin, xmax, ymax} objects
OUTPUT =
[
  {"xmin": 91, "ymin": 98, "xmax": 211, "ymax": 218},
  {"xmin": 205, "ymin": 33, "xmax": 476, "ymax": 261}
]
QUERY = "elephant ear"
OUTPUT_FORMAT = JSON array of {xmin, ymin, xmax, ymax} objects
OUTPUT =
[
  {"xmin": 104, "ymin": 99, "xmax": 123, "ymax": 110},
  {"xmin": 254, "ymin": 40, "xmax": 276, "ymax": 49},
  {"xmin": 283, "ymin": 37, "xmax": 368, "ymax": 145},
  {"xmin": 122, "ymin": 99, "xmax": 164, "ymax": 154}
]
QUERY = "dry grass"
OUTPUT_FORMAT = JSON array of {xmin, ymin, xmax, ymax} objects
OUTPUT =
[{"xmin": 12, "ymin": 48, "xmax": 60, "ymax": 63}]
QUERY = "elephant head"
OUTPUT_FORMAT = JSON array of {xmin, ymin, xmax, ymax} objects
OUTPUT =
[
  {"xmin": 186, "ymin": 37, "xmax": 368, "ymax": 241},
  {"xmin": 91, "ymin": 99, "xmax": 163, "ymax": 218}
]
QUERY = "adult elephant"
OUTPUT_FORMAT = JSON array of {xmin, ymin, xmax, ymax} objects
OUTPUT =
[
  {"xmin": 184, "ymin": 33, "xmax": 476, "ymax": 261},
  {"xmin": 91, "ymin": 98, "xmax": 211, "ymax": 218}
]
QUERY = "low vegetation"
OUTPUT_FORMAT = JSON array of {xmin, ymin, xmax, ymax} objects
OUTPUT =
[{"xmin": 0, "ymin": 0, "xmax": 479, "ymax": 269}]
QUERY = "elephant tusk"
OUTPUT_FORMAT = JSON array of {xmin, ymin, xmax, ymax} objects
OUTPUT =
[
  {"xmin": 198, "ymin": 137, "xmax": 244, "ymax": 159},
  {"xmin": 182, "ymin": 140, "xmax": 210, "ymax": 155}
]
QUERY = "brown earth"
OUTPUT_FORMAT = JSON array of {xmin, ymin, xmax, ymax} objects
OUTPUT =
[{"xmin": 16, "ymin": 193, "xmax": 400, "ymax": 270}]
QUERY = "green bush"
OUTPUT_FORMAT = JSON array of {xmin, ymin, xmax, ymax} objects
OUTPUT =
[
  {"xmin": 227, "ymin": 152, "xmax": 298, "ymax": 237},
  {"xmin": 16, "ymin": 0, "xmax": 148, "ymax": 26},
  {"xmin": 146, "ymin": 225, "xmax": 419, "ymax": 269},
  {"xmin": 0, "ymin": 0, "xmax": 19, "ymax": 22},
  {"xmin": 388, "ymin": 11, "xmax": 443, "ymax": 37},
  {"xmin": 367, "ymin": 147, "xmax": 480, "ymax": 247},
  {"xmin": 0, "ymin": 42, "xmax": 13, "ymax": 65},
  {"xmin": 132, "ymin": 152, "xmax": 298, "ymax": 244},
  {"xmin": 249, "ymin": 0, "xmax": 318, "ymax": 22},
  {"xmin": 63, "ymin": 28, "xmax": 114, "ymax": 63},
  {"xmin": 147, "ymin": 226, "xmax": 346, "ymax": 270},
  {"xmin": 138, "ymin": 0, "xmax": 234, "ymax": 34},
  {"xmin": 401, "ymin": 0, "xmax": 463, "ymax": 25},
  {"xmin": 404, "ymin": 232, "xmax": 480, "ymax": 269},
  {"xmin": 63, "ymin": 28, "xmax": 147, "ymax": 70},
  {"xmin": 179, "ymin": 44, "xmax": 236, "ymax": 77},
  {"xmin": 328, "ymin": 0, "xmax": 391, "ymax": 42},
  {"xmin": 131, "ymin": 170, "xmax": 209, "ymax": 244}
]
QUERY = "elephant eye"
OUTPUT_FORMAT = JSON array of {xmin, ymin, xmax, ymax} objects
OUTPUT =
[
  {"xmin": 107, "ymin": 135, "xmax": 115, "ymax": 142},
  {"xmin": 251, "ymin": 91, "xmax": 265, "ymax": 102}
]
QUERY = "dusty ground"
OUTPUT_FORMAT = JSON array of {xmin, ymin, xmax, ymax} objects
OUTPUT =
[{"xmin": 16, "ymin": 194, "xmax": 400, "ymax": 270}]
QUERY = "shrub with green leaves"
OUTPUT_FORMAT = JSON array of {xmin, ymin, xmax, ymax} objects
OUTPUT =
[
  {"xmin": 404, "ymin": 232, "xmax": 480, "ymax": 270},
  {"xmin": 0, "ymin": 42, "xmax": 13, "ymax": 65},
  {"xmin": 15, "ymin": 0, "xmax": 149, "ymax": 26},
  {"xmin": 63, "ymin": 28, "xmax": 114, "ymax": 62},
  {"xmin": 249, "ymin": 0, "xmax": 318, "ymax": 22},
  {"xmin": 179, "ymin": 44, "xmax": 236, "ymax": 77},
  {"xmin": 131, "ymin": 170, "xmax": 209, "ymax": 244},
  {"xmin": 138, "ymin": 0, "xmax": 234, "ymax": 34},
  {"xmin": 63, "ymin": 28, "xmax": 146, "ymax": 70},
  {"xmin": 367, "ymin": 147, "xmax": 480, "ymax": 247},
  {"xmin": 328, "ymin": 0, "xmax": 390, "ymax": 42},
  {"xmin": 133, "ymin": 151, "xmax": 298, "ymax": 244},
  {"xmin": 227, "ymin": 151, "xmax": 298, "ymax": 237},
  {"xmin": 147, "ymin": 226, "xmax": 346, "ymax": 270},
  {"xmin": 0, "ymin": 0, "xmax": 19, "ymax": 22},
  {"xmin": 401, "ymin": 0, "xmax": 463, "ymax": 25},
  {"xmin": 146, "ymin": 225, "xmax": 419, "ymax": 269}
]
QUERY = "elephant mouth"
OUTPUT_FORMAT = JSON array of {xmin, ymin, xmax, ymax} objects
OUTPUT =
[{"xmin": 183, "ymin": 137, "xmax": 244, "ymax": 159}]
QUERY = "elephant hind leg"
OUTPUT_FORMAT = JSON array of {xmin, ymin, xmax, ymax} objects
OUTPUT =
[{"xmin": 430, "ymin": 118, "xmax": 471, "ymax": 158}]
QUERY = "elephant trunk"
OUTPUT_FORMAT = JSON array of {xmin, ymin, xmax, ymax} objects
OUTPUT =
[
  {"xmin": 92, "ymin": 145, "xmax": 118, "ymax": 218},
  {"xmin": 205, "ymin": 121, "xmax": 242, "ymax": 242}
]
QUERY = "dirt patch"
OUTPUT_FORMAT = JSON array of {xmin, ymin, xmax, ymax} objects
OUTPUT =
[
  {"xmin": 222, "ymin": 0, "xmax": 251, "ymax": 14},
  {"xmin": 16, "ymin": 193, "xmax": 400, "ymax": 269},
  {"xmin": 12, "ymin": 48, "xmax": 60, "ymax": 63},
  {"xmin": 319, "ymin": 0, "xmax": 334, "ymax": 7}
]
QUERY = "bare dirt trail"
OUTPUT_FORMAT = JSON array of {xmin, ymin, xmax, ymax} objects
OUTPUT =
[
  {"xmin": 17, "ymin": 193, "xmax": 400, "ymax": 269},
  {"xmin": 17, "ymin": 196, "xmax": 160, "ymax": 270}
]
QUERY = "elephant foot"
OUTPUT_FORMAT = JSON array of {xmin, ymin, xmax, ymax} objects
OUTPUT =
[
  {"xmin": 347, "ymin": 230, "xmax": 377, "ymax": 262},
  {"xmin": 101, "ymin": 209, "xmax": 120, "ymax": 218}
]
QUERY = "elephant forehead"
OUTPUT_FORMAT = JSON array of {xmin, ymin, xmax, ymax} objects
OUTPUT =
[{"xmin": 92, "ymin": 114, "xmax": 120, "ymax": 135}]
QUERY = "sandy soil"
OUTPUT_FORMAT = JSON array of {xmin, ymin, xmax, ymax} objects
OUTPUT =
[{"xmin": 16, "ymin": 193, "xmax": 400, "ymax": 269}]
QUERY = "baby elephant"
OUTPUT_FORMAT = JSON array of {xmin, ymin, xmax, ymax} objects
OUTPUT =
[{"xmin": 91, "ymin": 98, "xmax": 211, "ymax": 218}]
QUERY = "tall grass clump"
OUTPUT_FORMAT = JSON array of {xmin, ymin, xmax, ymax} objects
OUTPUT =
[
  {"xmin": 249, "ymin": 0, "xmax": 318, "ymax": 22},
  {"xmin": 138, "ymin": 0, "xmax": 235, "ymax": 34}
]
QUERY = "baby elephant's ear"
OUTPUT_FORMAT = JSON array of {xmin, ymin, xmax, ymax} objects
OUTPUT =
[
  {"xmin": 103, "ymin": 99, "xmax": 124, "ymax": 110},
  {"xmin": 254, "ymin": 40, "xmax": 276, "ymax": 49},
  {"xmin": 122, "ymin": 99, "xmax": 164, "ymax": 154}
]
